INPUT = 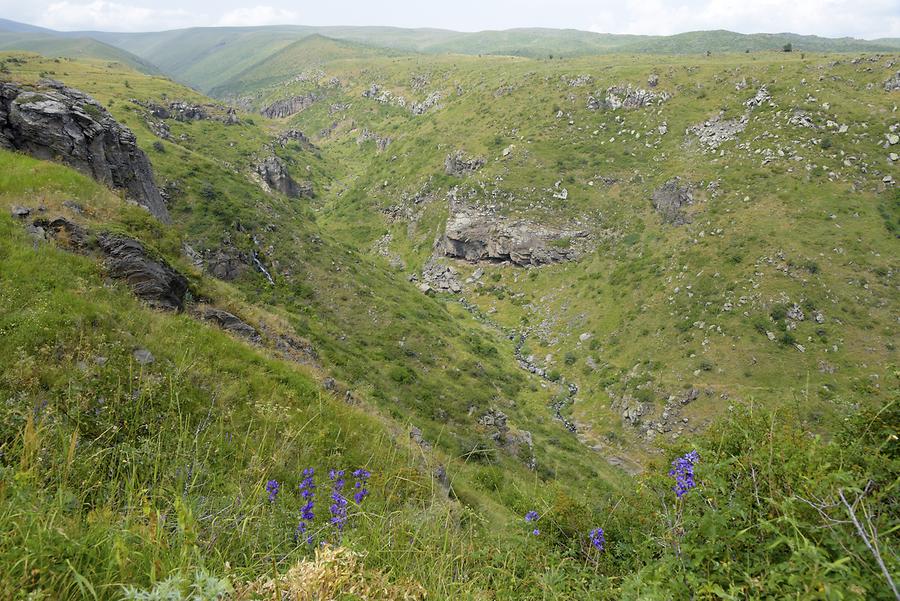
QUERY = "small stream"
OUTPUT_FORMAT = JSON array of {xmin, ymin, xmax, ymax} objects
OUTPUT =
[{"xmin": 457, "ymin": 297, "xmax": 578, "ymax": 434}]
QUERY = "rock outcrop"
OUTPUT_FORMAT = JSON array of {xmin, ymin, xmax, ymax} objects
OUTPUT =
[
  {"xmin": 260, "ymin": 93, "xmax": 318, "ymax": 119},
  {"xmin": 477, "ymin": 409, "xmax": 535, "ymax": 468},
  {"xmin": 205, "ymin": 245, "xmax": 250, "ymax": 281},
  {"xmin": 439, "ymin": 201, "xmax": 585, "ymax": 266},
  {"xmin": 357, "ymin": 128, "xmax": 391, "ymax": 152},
  {"xmin": 444, "ymin": 151, "xmax": 485, "ymax": 177},
  {"xmin": 255, "ymin": 156, "xmax": 313, "ymax": 198},
  {"xmin": 411, "ymin": 91, "xmax": 442, "ymax": 115},
  {"xmin": 274, "ymin": 129, "xmax": 312, "ymax": 149},
  {"xmin": 0, "ymin": 80, "xmax": 169, "ymax": 222},
  {"xmin": 132, "ymin": 99, "xmax": 239, "ymax": 124},
  {"xmin": 97, "ymin": 233, "xmax": 188, "ymax": 311},
  {"xmin": 198, "ymin": 307, "xmax": 261, "ymax": 342},
  {"xmin": 588, "ymin": 85, "xmax": 669, "ymax": 111},
  {"xmin": 885, "ymin": 71, "xmax": 900, "ymax": 92},
  {"xmin": 651, "ymin": 178, "xmax": 694, "ymax": 225}
]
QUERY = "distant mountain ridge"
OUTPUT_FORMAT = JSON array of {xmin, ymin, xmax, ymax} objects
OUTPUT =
[{"xmin": 2, "ymin": 18, "xmax": 899, "ymax": 92}]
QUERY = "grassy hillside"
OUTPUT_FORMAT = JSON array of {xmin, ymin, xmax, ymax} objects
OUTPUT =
[
  {"xmin": 0, "ymin": 50, "xmax": 897, "ymax": 599},
  {"xmin": 214, "ymin": 45, "xmax": 899, "ymax": 463},
  {"xmin": 88, "ymin": 27, "xmax": 314, "ymax": 92},
  {"xmin": 3, "ymin": 18, "xmax": 900, "ymax": 93},
  {"xmin": 0, "ymin": 34, "xmax": 161, "ymax": 74},
  {"xmin": 101, "ymin": 25, "xmax": 900, "ymax": 92}
]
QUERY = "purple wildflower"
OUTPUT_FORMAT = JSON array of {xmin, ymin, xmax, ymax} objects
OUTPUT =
[
  {"xmin": 329, "ymin": 469, "xmax": 348, "ymax": 533},
  {"xmin": 524, "ymin": 511, "xmax": 540, "ymax": 535},
  {"xmin": 669, "ymin": 450, "xmax": 700, "ymax": 498},
  {"xmin": 296, "ymin": 468, "xmax": 316, "ymax": 544},
  {"xmin": 352, "ymin": 468, "xmax": 371, "ymax": 504},
  {"xmin": 589, "ymin": 527, "xmax": 605, "ymax": 551},
  {"xmin": 265, "ymin": 479, "xmax": 280, "ymax": 502}
]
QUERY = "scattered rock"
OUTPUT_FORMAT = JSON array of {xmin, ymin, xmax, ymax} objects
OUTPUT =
[
  {"xmin": 689, "ymin": 113, "xmax": 748, "ymax": 149},
  {"xmin": 789, "ymin": 110, "xmax": 816, "ymax": 128},
  {"xmin": 0, "ymin": 80, "xmax": 169, "ymax": 222},
  {"xmin": 647, "ymin": 73, "xmax": 659, "ymax": 88},
  {"xmin": 787, "ymin": 304, "xmax": 805, "ymax": 321},
  {"xmin": 744, "ymin": 86, "xmax": 771, "ymax": 110},
  {"xmin": 420, "ymin": 258, "xmax": 462, "ymax": 293},
  {"xmin": 818, "ymin": 360, "xmax": 836, "ymax": 374},
  {"xmin": 588, "ymin": 85, "xmax": 670, "ymax": 111}
]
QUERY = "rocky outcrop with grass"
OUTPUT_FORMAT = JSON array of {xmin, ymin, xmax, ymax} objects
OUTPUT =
[
  {"xmin": 97, "ymin": 233, "xmax": 188, "ymax": 311},
  {"xmin": 0, "ymin": 79, "xmax": 169, "ymax": 222},
  {"xmin": 260, "ymin": 92, "xmax": 319, "ymax": 118},
  {"xmin": 255, "ymin": 155, "xmax": 314, "ymax": 198},
  {"xmin": 651, "ymin": 178, "xmax": 694, "ymax": 225},
  {"xmin": 439, "ymin": 201, "xmax": 585, "ymax": 266}
]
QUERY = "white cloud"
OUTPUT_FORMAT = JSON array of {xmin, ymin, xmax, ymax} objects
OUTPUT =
[
  {"xmin": 39, "ymin": 0, "xmax": 196, "ymax": 31},
  {"xmin": 588, "ymin": 0, "xmax": 900, "ymax": 39},
  {"xmin": 215, "ymin": 5, "xmax": 300, "ymax": 27},
  {"xmin": 8, "ymin": 0, "xmax": 900, "ymax": 38}
]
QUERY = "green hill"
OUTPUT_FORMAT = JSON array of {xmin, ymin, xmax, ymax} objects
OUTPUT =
[
  {"xmin": 0, "ymin": 41, "xmax": 897, "ymax": 600},
  {"xmin": 2, "ymin": 19, "xmax": 899, "ymax": 94},
  {"xmin": 0, "ymin": 33, "xmax": 162, "ymax": 74}
]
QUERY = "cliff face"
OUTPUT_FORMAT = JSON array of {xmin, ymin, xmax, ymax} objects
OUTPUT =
[{"xmin": 0, "ymin": 79, "xmax": 169, "ymax": 223}]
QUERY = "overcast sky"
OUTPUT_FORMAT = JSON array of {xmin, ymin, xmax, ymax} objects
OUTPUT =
[{"xmin": 1, "ymin": 0, "xmax": 899, "ymax": 38}]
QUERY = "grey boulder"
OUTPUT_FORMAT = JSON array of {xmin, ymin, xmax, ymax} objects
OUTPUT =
[
  {"xmin": 0, "ymin": 79, "xmax": 169, "ymax": 223},
  {"xmin": 97, "ymin": 233, "xmax": 188, "ymax": 311}
]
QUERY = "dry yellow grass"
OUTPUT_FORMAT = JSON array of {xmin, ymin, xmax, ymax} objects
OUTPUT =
[{"xmin": 233, "ymin": 546, "xmax": 426, "ymax": 601}]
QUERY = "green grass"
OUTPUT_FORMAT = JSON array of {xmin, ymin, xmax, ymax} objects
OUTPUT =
[{"xmin": 0, "ymin": 49, "xmax": 897, "ymax": 599}]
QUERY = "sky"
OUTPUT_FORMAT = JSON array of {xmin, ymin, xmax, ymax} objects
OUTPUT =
[{"xmin": 1, "ymin": 0, "xmax": 899, "ymax": 38}]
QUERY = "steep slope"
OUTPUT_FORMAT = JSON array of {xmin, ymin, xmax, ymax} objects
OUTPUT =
[
  {"xmin": 0, "ymin": 50, "xmax": 897, "ymax": 601},
  {"xmin": 225, "ymin": 47, "xmax": 899, "ymax": 461},
  {"xmin": 89, "ymin": 26, "xmax": 314, "ymax": 92}
]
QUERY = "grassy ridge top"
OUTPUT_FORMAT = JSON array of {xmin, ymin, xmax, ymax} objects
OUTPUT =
[
  {"xmin": 4, "ymin": 18, "xmax": 900, "ymax": 92},
  {"xmin": 0, "ymin": 33, "xmax": 161, "ymax": 75}
]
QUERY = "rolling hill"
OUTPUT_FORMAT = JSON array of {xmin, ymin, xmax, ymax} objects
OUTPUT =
[
  {"xmin": 3, "ymin": 18, "xmax": 900, "ymax": 93},
  {"xmin": 0, "ymin": 19, "xmax": 897, "ymax": 600},
  {"xmin": 0, "ymin": 32, "xmax": 162, "ymax": 74}
]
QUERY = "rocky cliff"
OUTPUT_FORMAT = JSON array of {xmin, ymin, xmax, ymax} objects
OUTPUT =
[
  {"xmin": 439, "ymin": 201, "xmax": 585, "ymax": 266},
  {"xmin": 0, "ymin": 79, "xmax": 169, "ymax": 222}
]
